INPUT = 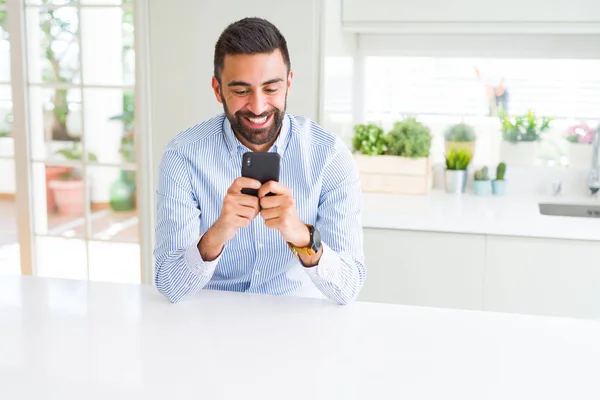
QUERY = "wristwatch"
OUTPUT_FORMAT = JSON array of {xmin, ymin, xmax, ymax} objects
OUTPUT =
[{"xmin": 287, "ymin": 224, "xmax": 322, "ymax": 257}]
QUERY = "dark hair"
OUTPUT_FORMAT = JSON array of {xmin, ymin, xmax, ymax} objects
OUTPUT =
[{"xmin": 213, "ymin": 17, "xmax": 291, "ymax": 82}]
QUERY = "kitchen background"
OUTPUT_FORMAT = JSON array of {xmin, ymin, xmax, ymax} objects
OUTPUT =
[{"xmin": 1, "ymin": 0, "xmax": 599, "ymax": 320}]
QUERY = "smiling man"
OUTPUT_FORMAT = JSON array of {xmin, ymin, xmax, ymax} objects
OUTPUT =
[{"xmin": 154, "ymin": 17, "xmax": 366, "ymax": 305}]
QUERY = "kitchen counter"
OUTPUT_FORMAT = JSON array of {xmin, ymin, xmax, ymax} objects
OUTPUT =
[
  {"xmin": 362, "ymin": 190, "xmax": 600, "ymax": 241},
  {"xmin": 1, "ymin": 276, "xmax": 600, "ymax": 399}
]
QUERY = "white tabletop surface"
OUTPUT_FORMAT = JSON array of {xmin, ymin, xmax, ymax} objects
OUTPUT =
[
  {"xmin": 1, "ymin": 276, "xmax": 599, "ymax": 400},
  {"xmin": 362, "ymin": 191, "xmax": 600, "ymax": 241}
]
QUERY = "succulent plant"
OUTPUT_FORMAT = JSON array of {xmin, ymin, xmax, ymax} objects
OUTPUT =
[
  {"xmin": 474, "ymin": 166, "xmax": 489, "ymax": 181},
  {"xmin": 496, "ymin": 162, "xmax": 506, "ymax": 181}
]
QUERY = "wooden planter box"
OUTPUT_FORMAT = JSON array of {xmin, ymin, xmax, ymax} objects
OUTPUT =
[{"xmin": 354, "ymin": 154, "xmax": 433, "ymax": 195}]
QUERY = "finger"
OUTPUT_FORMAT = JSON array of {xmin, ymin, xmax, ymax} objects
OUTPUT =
[
  {"xmin": 259, "ymin": 207, "xmax": 280, "ymax": 221},
  {"xmin": 263, "ymin": 216, "xmax": 281, "ymax": 229},
  {"xmin": 259, "ymin": 194, "xmax": 284, "ymax": 210},
  {"xmin": 258, "ymin": 181, "xmax": 290, "ymax": 198},
  {"xmin": 228, "ymin": 193, "xmax": 260, "ymax": 209},
  {"xmin": 231, "ymin": 215, "xmax": 253, "ymax": 228},
  {"xmin": 229, "ymin": 177, "xmax": 261, "ymax": 194},
  {"xmin": 234, "ymin": 205, "xmax": 258, "ymax": 221}
]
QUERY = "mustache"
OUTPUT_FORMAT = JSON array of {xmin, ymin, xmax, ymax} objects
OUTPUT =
[{"xmin": 236, "ymin": 109, "xmax": 276, "ymax": 119}]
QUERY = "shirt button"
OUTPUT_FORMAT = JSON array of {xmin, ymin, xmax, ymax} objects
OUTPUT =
[
  {"xmin": 258, "ymin": 243, "xmax": 263, "ymax": 249},
  {"xmin": 255, "ymin": 270, "xmax": 261, "ymax": 275}
]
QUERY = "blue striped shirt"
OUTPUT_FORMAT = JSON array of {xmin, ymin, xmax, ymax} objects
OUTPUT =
[{"xmin": 154, "ymin": 113, "xmax": 366, "ymax": 304}]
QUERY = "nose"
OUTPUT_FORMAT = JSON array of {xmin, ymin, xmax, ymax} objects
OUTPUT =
[{"xmin": 246, "ymin": 91, "xmax": 269, "ymax": 116}]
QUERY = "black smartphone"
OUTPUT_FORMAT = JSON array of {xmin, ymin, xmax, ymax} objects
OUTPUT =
[{"xmin": 241, "ymin": 152, "xmax": 281, "ymax": 196}]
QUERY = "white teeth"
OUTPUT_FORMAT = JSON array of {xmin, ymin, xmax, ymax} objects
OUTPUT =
[{"xmin": 248, "ymin": 116, "xmax": 267, "ymax": 124}]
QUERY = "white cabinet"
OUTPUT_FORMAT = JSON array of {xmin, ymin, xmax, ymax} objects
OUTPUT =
[
  {"xmin": 484, "ymin": 236, "xmax": 600, "ymax": 320},
  {"xmin": 342, "ymin": 0, "xmax": 600, "ymax": 23},
  {"xmin": 359, "ymin": 228, "xmax": 486, "ymax": 310},
  {"xmin": 359, "ymin": 228, "xmax": 600, "ymax": 320},
  {"xmin": 341, "ymin": 0, "xmax": 600, "ymax": 33}
]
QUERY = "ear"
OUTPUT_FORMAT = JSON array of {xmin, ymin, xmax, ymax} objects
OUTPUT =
[
  {"xmin": 212, "ymin": 76, "xmax": 223, "ymax": 104},
  {"xmin": 286, "ymin": 70, "xmax": 293, "ymax": 93}
]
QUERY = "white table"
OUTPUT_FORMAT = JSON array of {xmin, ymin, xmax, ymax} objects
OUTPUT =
[{"xmin": 1, "ymin": 276, "xmax": 599, "ymax": 400}]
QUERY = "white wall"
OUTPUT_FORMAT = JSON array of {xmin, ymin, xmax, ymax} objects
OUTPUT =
[{"xmin": 147, "ymin": 0, "xmax": 322, "ymax": 177}]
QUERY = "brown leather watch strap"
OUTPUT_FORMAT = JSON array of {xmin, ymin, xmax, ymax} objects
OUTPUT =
[{"xmin": 287, "ymin": 242, "xmax": 316, "ymax": 257}]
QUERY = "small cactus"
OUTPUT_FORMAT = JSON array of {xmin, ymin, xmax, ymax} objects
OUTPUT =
[
  {"xmin": 496, "ymin": 162, "xmax": 506, "ymax": 181},
  {"xmin": 474, "ymin": 166, "xmax": 489, "ymax": 181}
]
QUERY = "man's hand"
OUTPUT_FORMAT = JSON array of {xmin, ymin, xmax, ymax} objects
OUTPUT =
[
  {"xmin": 199, "ymin": 177, "xmax": 261, "ymax": 261},
  {"xmin": 258, "ymin": 181, "xmax": 310, "ymax": 247}
]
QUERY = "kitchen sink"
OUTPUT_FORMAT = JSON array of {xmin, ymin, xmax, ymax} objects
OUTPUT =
[{"xmin": 539, "ymin": 203, "xmax": 600, "ymax": 218}]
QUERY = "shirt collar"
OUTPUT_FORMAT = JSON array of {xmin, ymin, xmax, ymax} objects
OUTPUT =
[{"xmin": 222, "ymin": 113, "xmax": 292, "ymax": 157}]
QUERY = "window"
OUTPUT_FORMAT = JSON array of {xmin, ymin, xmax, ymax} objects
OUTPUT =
[
  {"xmin": 364, "ymin": 57, "xmax": 600, "ymax": 120},
  {"xmin": 13, "ymin": 0, "xmax": 141, "ymax": 282},
  {"xmin": 361, "ymin": 56, "xmax": 600, "ymax": 166}
]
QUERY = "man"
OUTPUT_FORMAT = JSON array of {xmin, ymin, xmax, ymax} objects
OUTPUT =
[{"xmin": 154, "ymin": 17, "xmax": 365, "ymax": 305}]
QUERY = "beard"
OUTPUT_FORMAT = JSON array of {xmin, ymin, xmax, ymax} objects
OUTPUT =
[{"xmin": 222, "ymin": 93, "xmax": 287, "ymax": 146}]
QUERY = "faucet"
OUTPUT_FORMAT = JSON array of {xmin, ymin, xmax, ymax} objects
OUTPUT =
[{"xmin": 589, "ymin": 125, "xmax": 600, "ymax": 197}]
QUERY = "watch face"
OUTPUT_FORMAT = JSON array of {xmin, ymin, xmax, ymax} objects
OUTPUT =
[{"xmin": 311, "ymin": 227, "xmax": 321, "ymax": 252}]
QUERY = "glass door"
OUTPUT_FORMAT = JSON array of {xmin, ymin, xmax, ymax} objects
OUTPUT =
[{"xmin": 7, "ymin": 0, "xmax": 142, "ymax": 283}]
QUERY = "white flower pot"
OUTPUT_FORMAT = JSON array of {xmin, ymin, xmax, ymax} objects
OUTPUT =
[
  {"xmin": 499, "ymin": 141, "xmax": 538, "ymax": 166},
  {"xmin": 567, "ymin": 143, "xmax": 593, "ymax": 170}
]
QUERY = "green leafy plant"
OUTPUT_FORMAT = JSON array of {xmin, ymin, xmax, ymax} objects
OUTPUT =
[
  {"xmin": 352, "ymin": 123, "xmax": 388, "ymax": 156},
  {"xmin": 386, "ymin": 117, "xmax": 431, "ymax": 158},
  {"xmin": 55, "ymin": 142, "xmax": 97, "ymax": 162},
  {"xmin": 495, "ymin": 162, "xmax": 506, "ymax": 181},
  {"xmin": 445, "ymin": 147, "xmax": 473, "ymax": 170},
  {"xmin": 0, "ymin": 110, "xmax": 11, "ymax": 137},
  {"xmin": 474, "ymin": 166, "xmax": 489, "ymax": 181},
  {"xmin": 109, "ymin": 91, "xmax": 136, "ymax": 163},
  {"xmin": 54, "ymin": 142, "xmax": 97, "ymax": 181},
  {"xmin": 499, "ymin": 109, "xmax": 553, "ymax": 143},
  {"xmin": 39, "ymin": 0, "xmax": 80, "ymax": 141},
  {"xmin": 445, "ymin": 123, "xmax": 476, "ymax": 142}
]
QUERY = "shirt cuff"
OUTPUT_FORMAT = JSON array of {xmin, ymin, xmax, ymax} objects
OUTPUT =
[
  {"xmin": 303, "ymin": 242, "xmax": 340, "ymax": 282},
  {"xmin": 184, "ymin": 234, "xmax": 223, "ymax": 278}
]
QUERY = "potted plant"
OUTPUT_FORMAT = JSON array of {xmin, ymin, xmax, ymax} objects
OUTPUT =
[
  {"xmin": 565, "ymin": 124, "xmax": 594, "ymax": 169},
  {"xmin": 444, "ymin": 122, "xmax": 476, "ymax": 156},
  {"xmin": 444, "ymin": 147, "xmax": 473, "ymax": 194},
  {"xmin": 473, "ymin": 166, "xmax": 491, "ymax": 196},
  {"xmin": 352, "ymin": 122, "xmax": 388, "ymax": 157},
  {"xmin": 492, "ymin": 162, "xmax": 507, "ymax": 196},
  {"xmin": 353, "ymin": 118, "xmax": 433, "ymax": 194},
  {"xmin": 48, "ymin": 142, "xmax": 97, "ymax": 215},
  {"xmin": 498, "ymin": 109, "xmax": 552, "ymax": 166}
]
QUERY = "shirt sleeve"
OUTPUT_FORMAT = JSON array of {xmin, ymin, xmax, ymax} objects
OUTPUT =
[
  {"xmin": 303, "ymin": 141, "xmax": 366, "ymax": 305},
  {"xmin": 153, "ymin": 148, "xmax": 223, "ymax": 303}
]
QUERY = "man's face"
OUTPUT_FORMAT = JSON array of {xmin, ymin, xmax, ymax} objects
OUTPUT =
[{"xmin": 212, "ymin": 49, "xmax": 292, "ymax": 147}]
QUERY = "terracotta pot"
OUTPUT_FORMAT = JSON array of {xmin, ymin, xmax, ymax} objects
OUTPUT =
[
  {"xmin": 45, "ymin": 166, "xmax": 71, "ymax": 212},
  {"xmin": 48, "ymin": 179, "xmax": 84, "ymax": 216}
]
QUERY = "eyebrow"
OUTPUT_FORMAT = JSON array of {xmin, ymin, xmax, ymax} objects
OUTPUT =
[{"xmin": 227, "ymin": 78, "xmax": 284, "ymax": 87}]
